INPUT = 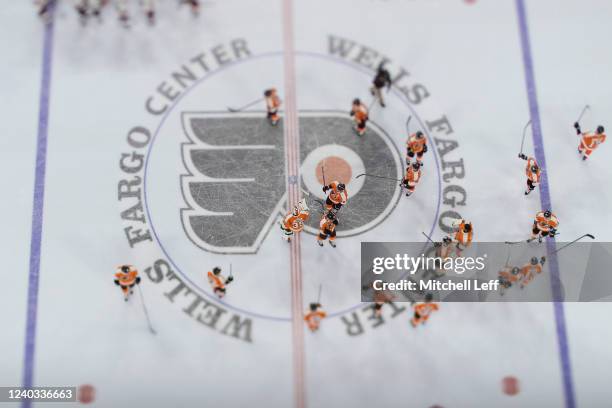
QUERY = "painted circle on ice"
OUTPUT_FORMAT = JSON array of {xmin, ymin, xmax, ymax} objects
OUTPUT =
[
  {"xmin": 143, "ymin": 51, "xmax": 443, "ymax": 321},
  {"xmin": 301, "ymin": 144, "xmax": 365, "ymax": 201},
  {"xmin": 316, "ymin": 157, "xmax": 352, "ymax": 185},
  {"xmin": 78, "ymin": 384, "xmax": 95, "ymax": 404},
  {"xmin": 502, "ymin": 376, "xmax": 520, "ymax": 396}
]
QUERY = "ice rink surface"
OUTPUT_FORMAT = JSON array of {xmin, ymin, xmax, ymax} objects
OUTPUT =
[{"xmin": 1, "ymin": 0, "xmax": 612, "ymax": 407}]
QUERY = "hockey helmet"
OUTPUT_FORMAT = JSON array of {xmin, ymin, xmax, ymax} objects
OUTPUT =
[
  {"xmin": 353, "ymin": 98, "xmax": 361, "ymax": 105},
  {"xmin": 309, "ymin": 303, "xmax": 319, "ymax": 311},
  {"xmin": 412, "ymin": 162, "xmax": 421, "ymax": 171},
  {"xmin": 543, "ymin": 210, "xmax": 552, "ymax": 218},
  {"xmin": 120, "ymin": 265, "xmax": 130, "ymax": 274},
  {"xmin": 511, "ymin": 267, "xmax": 520, "ymax": 275},
  {"xmin": 212, "ymin": 267, "xmax": 221, "ymax": 275},
  {"xmin": 597, "ymin": 125, "xmax": 605, "ymax": 134},
  {"xmin": 337, "ymin": 183, "xmax": 346, "ymax": 192},
  {"xmin": 531, "ymin": 164, "xmax": 539, "ymax": 173},
  {"xmin": 530, "ymin": 257, "xmax": 539, "ymax": 266},
  {"xmin": 416, "ymin": 131, "xmax": 424, "ymax": 138},
  {"xmin": 463, "ymin": 222, "xmax": 472, "ymax": 233},
  {"xmin": 325, "ymin": 211, "xmax": 336, "ymax": 221}
]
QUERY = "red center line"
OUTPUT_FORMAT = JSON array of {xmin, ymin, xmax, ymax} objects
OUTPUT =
[{"xmin": 281, "ymin": 0, "xmax": 305, "ymax": 407}]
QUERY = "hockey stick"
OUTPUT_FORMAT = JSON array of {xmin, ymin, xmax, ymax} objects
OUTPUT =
[
  {"xmin": 405, "ymin": 116, "xmax": 412, "ymax": 134},
  {"xmin": 321, "ymin": 165, "xmax": 327, "ymax": 187},
  {"xmin": 551, "ymin": 233, "xmax": 595, "ymax": 255},
  {"xmin": 421, "ymin": 231, "xmax": 435, "ymax": 244},
  {"xmin": 317, "ymin": 284, "xmax": 323, "ymax": 304},
  {"xmin": 227, "ymin": 97, "xmax": 264, "ymax": 113},
  {"xmin": 519, "ymin": 119, "xmax": 532, "ymax": 156},
  {"xmin": 137, "ymin": 285, "xmax": 157, "ymax": 335},
  {"xmin": 575, "ymin": 104, "xmax": 590, "ymax": 124},
  {"xmin": 229, "ymin": 263, "xmax": 233, "ymax": 278},
  {"xmin": 355, "ymin": 173, "xmax": 402, "ymax": 182}
]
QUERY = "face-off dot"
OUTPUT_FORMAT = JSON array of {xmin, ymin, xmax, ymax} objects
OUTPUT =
[
  {"xmin": 78, "ymin": 384, "xmax": 96, "ymax": 404},
  {"xmin": 316, "ymin": 156, "xmax": 352, "ymax": 185},
  {"xmin": 502, "ymin": 376, "xmax": 520, "ymax": 396}
]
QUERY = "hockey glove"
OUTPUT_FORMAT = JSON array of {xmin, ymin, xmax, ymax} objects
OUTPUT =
[
  {"xmin": 226, "ymin": 276, "xmax": 234, "ymax": 284},
  {"xmin": 136, "ymin": 276, "xmax": 141, "ymax": 284}
]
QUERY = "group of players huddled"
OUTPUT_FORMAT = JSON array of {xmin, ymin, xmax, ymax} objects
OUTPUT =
[
  {"xmin": 106, "ymin": 31, "xmax": 607, "ymax": 334},
  {"xmin": 37, "ymin": 0, "xmax": 201, "ymax": 26}
]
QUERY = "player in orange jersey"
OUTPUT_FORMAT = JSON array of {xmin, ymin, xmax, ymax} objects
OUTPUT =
[
  {"xmin": 498, "ymin": 265, "xmax": 521, "ymax": 296},
  {"xmin": 350, "ymin": 98, "xmax": 369, "ymax": 136},
  {"xmin": 519, "ymin": 256, "xmax": 546, "ymax": 289},
  {"xmin": 451, "ymin": 219, "xmax": 473, "ymax": 256},
  {"xmin": 373, "ymin": 290, "xmax": 395, "ymax": 318},
  {"xmin": 280, "ymin": 199, "xmax": 310, "ymax": 242},
  {"xmin": 531, "ymin": 210, "xmax": 558, "ymax": 242},
  {"xmin": 575, "ymin": 122, "xmax": 606, "ymax": 161},
  {"xmin": 406, "ymin": 131, "xmax": 428, "ymax": 165},
  {"xmin": 264, "ymin": 88, "xmax": 281, "ymax": 126},
  {"xmin": 411, "ymin": 293, "xmax": 439, "ymax": 327},
  {"xmin": 317, "ymin": 211, "xmax": 339, "ymax": 248},
  {"xmin": 518, "ymin": 153, "xmax": 541, "ymax": 196},
  {"xmin": 401, "ymin": 162, "xmax": 422, "ymax": 197},
  {"xmin": 114, "ymin": 265, "xmax": 141, "ymax": 301},
  {"xmin": 323, "ymin": 181, "xmax": 348, "ymax": 211},
  {"xmin": 304, "ymin": 303, "xmax": 327, "ymax": 332},
  {"xmin": 207, "ymin": 267, "xmax": 233, "ymax": 298}
]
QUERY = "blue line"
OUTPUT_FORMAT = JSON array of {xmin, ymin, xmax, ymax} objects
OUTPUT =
[
  {"xmin": 515, "ymin": 1, "xmax": 575, "ymax": 407},
  {"xmin": 22, "ymin": 2, "xmax": 55, "ymax": 406}
]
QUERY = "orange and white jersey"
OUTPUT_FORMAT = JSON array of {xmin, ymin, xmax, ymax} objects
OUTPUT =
[
  {"xmin": 520, "ymin": 263, "xmax": 542, "ymax": 285},
  {"xmin": 453, "ymin": 220, "xmax": 473, "ymax": 245},
  {"xmin": 207, "ymin": 271, "xmax": 226, "ymax": 290},
  {"xmin": 115, "ymin": 266, "xmax": 138, "ymax": 286},
  {"xmin": 304, "ymin": 310, "xmax": 327, "ymax": 327},
  {"xmin": 403, "ymin": 166, "xmax": 422, "ymax": 187},
  {"xmin": 352, "ymin": 104, "xmax": 368, "ymax": 122},
  {"xmin": 407, "ymin": 133, "xmax": 427, "ymax": 153},
  {"xmin": 525, "ymin": 157, "xmax": 541, "ymax": 183},
  {"xmin": 498, "ymin": 266, "xmax": 520, "ymax": 284},
  {"xmin": 319, "ymin": 217, "xmax": 337, "ymax": 233},
  {"xmin": 326, "ymin": 181, "xmax": 348, "ymax": 205},
  {"xmin": 414, "ymin": 302, "xmax": 439, "ymax": 317},
  {"xmin": 534, "ymin": 211, "xmax": 558, "ymax": 232},
  {"xmin": 283, "ymin": 210, "xmax": 310, "ymax": 232},
  {"xmin": 580, "ymin": 131, "xmax": 606, "ymax": 149},
  {"xmin": 265, "ymin": 93, "xmax": 281, "ymax": 112}
]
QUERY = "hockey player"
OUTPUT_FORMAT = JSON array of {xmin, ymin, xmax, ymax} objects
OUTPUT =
[
  {"xmin": 304, "ymin": 303, "xmax": 326, "ymax": 332},
  {"xmin": 370, "ymin": 62, "xmax": 392, "ymax": 107},
  {"xmin": 323, "ymin": 181, "xmax": 348, "ymax": 211},
  {"xmin": 531, "ymin": 210, "xmax": 558, "ymax": 242},
  {"xmin": 519, "ymin": 256, "xmax": 546, "ymax": 289},
  {"xmin": 264, "ymin": 88, "xmax": 281, "ymax": 126},
  {"xmin": 575, "ymin": 122, "xmax": 606, "ymax": 161},
  {"xmin": 207, "ymin": 267, "xmax": 233, "ymax": 298},
  {"xmin": 498, "ymin": 265, "xmax": 520, "ymax": 296},
  {"xmin": 280, "ymin": 199, "xmax": 310, "ymax": 242},
  {"xmin": 452, "ymin": 219, "xmax": 473, "ymax": 256},
  {"xmin": 114, "ymin": 264, "xmax": 141, "ymax": 301},
  {"xmin": 372, "ymin": 290, "xmax": 395, "ymax": 318},
  {"xmin": 180, "ymin": 0, "xmax": 200, "ymax": 15},
  {"xmin": 317, "ymin": 211, "xmax": 338, "ymax": 248},
  {"xmin": 406, "ymin": 131, "xmax": 428, "ymax": 165},
  {"xmin": 401, "ymin": 162, "xmax": 422, "ymax": 197},
  {"xmin": 350, "ymin": 98, "xmax": 369, "ymax": 136},
  {"xmin": 411, "ymin": 293, "xmax": 438, "ymax": 327},
  {"xmin": 518, "ymin": 154, "xmax": 541, "ymax": 195}
]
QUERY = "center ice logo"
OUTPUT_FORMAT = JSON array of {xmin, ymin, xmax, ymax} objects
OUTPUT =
[{"xmin": 181, "ymin": 110, "xmax": 402, "ymax": 254}]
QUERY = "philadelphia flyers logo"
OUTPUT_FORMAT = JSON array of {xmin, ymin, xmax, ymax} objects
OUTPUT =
[{"xmin": 181, "ymin": 110, "xmax": 402, "ymax": 254}]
